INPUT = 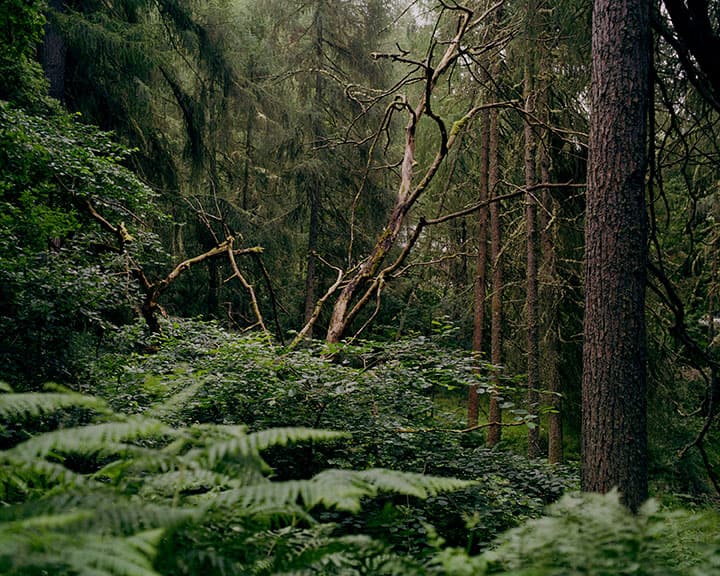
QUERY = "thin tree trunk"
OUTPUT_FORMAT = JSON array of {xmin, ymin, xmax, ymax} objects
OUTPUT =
[
  {"xmin": 524, "ymin": 53, "xmax": 541, "ymax": 459},
  {"xmin": 469, "ymin": 106, "xmax": 491, "ymax": 428},
  {"xmin": 207, "ymin": 259, "xmax": 219, "ymax": 319},
  {"xmin": 487, "ymin": 103, "xmax": 503, "ymax": 448},
  {"xmin": 304, "ymin": 187, "xmax": 320, "ymax": 335},
  {"xmin": 241, "ymin": 110, "xmax": 253, "ymax": 212},
  {"xmin": 303, "ymin": 2, "xmax": 324, "ymax": 338},
  {"xmin": 538, "ymin": 75, "xmax": 563, "ymax": 464},
  {"xmin": 40, "ymin": 0, "xmax": 66, "ymax": 102},
  {"xmin": 583, "ymin": 0, "xmax": 651, "ymax": 511}
]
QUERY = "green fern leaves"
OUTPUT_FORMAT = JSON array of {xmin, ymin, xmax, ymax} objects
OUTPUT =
[{"xmin": 0, "ymin": 387, "xmax": 472, "ymax": 575}]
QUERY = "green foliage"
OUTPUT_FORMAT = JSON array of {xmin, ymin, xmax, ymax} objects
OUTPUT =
[
  {"xmin": 89, "ymin": 319, "xmax": 577, "ymax": 557},
  {"xmin": 0, "ymin": 102, "xmax": 166, "ymax": 387},
  {"xmin": 474, "ymin": 491, "xmax": 720, "ymax": 575},
  {"xmin": 0, "ymin": 0, "xmax": 50, "ymax": 108},
  {"xmin": 0, "ymin": 383, "xmax": 474, "ymax": 575}
]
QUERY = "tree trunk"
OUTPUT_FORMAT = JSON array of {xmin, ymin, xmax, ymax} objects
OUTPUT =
[
  {"xmin": 469, "ymin": 106, "xmax": 491, "ymax": 428},
  {"xmin": 524, "ymin": 54, "xmax": 541, "ymax": 459},
  {"xmin": 303, "ymin": 2, "xmax": 324, "ymax": 338},
  {"xmin": 207, "ymin": 259, "xmax": 219, "ymax": 319},
  {"xmin": 39, "ymin": 0, "xmax": 66, "ymax": 102},
  {"xmin": 324, "ymin": 7, "xmax": 480, "ymax": 343},
  {"xmin": 487, "ymin": 103, "xmax": 503, "ymax": 448},
  {"xmin": 583, "ymin": 0, "xmax": 651, "ymax": 511},
  {"xmin": 304, "ymin": 187, "xmax": 320, "ymax": 336},
  {"xmin": 539, "ymin": 75, "xmax": 563, "ymax": 464},
  {"xmin": 241, "ymin": 109, "xmax": 254, "ymax": 212}
]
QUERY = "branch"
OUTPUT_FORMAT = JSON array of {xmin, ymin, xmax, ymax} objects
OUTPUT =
[
  {"xmin": 225, "ymin": 241, "xmax": 269, "ymax": 337},
  {"xmin": 395, "ymin": 420, "xmax": 526, "ymax": 434},
  {"xmin": 287, "ymin": 259, "xmax": 345, "ymax": 351}
]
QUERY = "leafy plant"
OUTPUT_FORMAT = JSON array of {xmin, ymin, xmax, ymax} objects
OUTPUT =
[
  {"xmin": 0, "ymin": 102, "xmax": 166, "ymax": 388},
  {"xmin": 88, "ymin": 319, "xmax": 578, "ymax": 555},
  {"xmin": 427, "ymin": 490, "xmax": 720, "ymax": 576},
  {"xmin": 0, "ymin": 382, "xmax": 474, "ymax": 575}
]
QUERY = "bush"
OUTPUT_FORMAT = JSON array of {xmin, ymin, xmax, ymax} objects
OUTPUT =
[{"xmin": 89, "ymin": 319, "xmax": 578, "ymax": 555}]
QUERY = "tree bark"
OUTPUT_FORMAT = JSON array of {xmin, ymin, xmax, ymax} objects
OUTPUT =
[
  {"xmin": 538, "ymin": 74, "xmax": 563, "ymax": 464},
  {"xmin": 469, "ymin": 106, "xmax": 491, "ymax": 428},
  {"xmin": 487, "ymin": 103, "xmax": 503, "ymax": 448},
  {"xmin": 303, "ymin": 2, "xmax": 325, "ymax": 339},
  {"xmin": 582, "ymin": 0, "xmax": 651, "ymax": 511},
  {"xmin": 524, "ymin": 53, "xmax": 541, "ymax": 459}
]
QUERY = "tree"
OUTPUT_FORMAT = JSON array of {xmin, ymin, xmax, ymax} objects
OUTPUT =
[
  {"xmin": 487, "ymin": 100, "xmax": 504, "ymax": 448},
  {"xmin": 469, "ymin": 98, "xmax": 491, "ymax": 428},
  {"xmin": 323, "ymin": 2, "xmax": 508, "ymax": 343},
  {"xmin": 582, "ymin": 0, "xmax": 651, "ymax": 510},
  {"xmin": 523, "ymin": 0, "xmax": 541, "ymax": 459}
]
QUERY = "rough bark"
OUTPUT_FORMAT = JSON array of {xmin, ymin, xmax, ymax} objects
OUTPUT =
[
  {"xmin": 582, "ymin": 0, "xmax": 651, "ymax": 511},
  {"xmin": 524, "ymin": 56, "xmax": 541, "ymax": 459},
  {"xmin": 469, "ymin": 106, "xmax": 491, "ymax": 428},
  {"xmin": 487, "ymin": 104, "xmax": 503, "ymax": 448}
]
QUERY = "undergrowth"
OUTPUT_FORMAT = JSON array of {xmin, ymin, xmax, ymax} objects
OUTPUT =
[{"xmin": 3, "ymin": 319, "xmax": 719, "ymax": 574}]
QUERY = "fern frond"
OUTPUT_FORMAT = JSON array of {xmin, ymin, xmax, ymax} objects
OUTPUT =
[
  {"xmin": 198, "ymin": 427, "xmax": 349, "ymax": 468},
  {"xmin": 0, "ymin": 509, "xmax": 93, "ymax": 531},
  {"xmin": 357, "ymin": 468, "xmax": 476, "ymax": 498},
  {"xmin": 6, "ymin": 417, "xmax": 173, "ymax": 459},
  {"xmin": 0, "ymin": 392, "xmax": 111, "ymax": 421},
  {"xmin": 138, "ymin": 468, "xmax": 241, "ymax": 498},
  {"xmin": 0, "ymin": 517, "xmax": 164, "ymax": 576},
  {"xmin": 146, "ymin": 379, "xmax": 204, "ymax": 422},
  {"xmin": 0, "ymin": 381, "xmax": 12, "ymax": 393},
  {"xmin": 61, "ymin": 529, "xmax": 164, "ymax": 576},
  {"xmin": 207, "ymin": 468, "xmax": 473, "ymax": 514},
  {"xmin": 1, "ymin": 454, "xmax": 87, "ymax": 497}
]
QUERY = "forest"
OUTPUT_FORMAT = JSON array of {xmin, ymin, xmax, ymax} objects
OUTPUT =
[{"xmin": 2, "ymin": 0, "xmax": 720, "ymax": 573}]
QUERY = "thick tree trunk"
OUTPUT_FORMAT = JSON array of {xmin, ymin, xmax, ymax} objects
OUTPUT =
[
  {"xmin": 524, "ymin": 57, "xmax": 541, "ymax": 459},
  {"xmin": 583, "ymin": 0, "xmax": 651, "ymax": 511},
  {"xmin": 469, "ymin": 106, "xmax": 491, "ymax": 428},
  {"xmin": 487, "ymin": 104, "xmax": 503, "ymax": 448}
]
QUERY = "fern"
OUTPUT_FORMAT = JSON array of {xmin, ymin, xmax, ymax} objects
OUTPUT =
[
  {"xmin": 0, "ymin": 391, "xmax": 111, "ymax": 421},
  {"xmin": 5, "ymin": 417, "xmax": 173, "ymax": 459},
  {"xmin": 204, "ymin": 468, "xmax": 475, "ymax": 514},
  {"xmin": 198, "ymin": 426, "xmax": 349, "ymax": 468},
  {"xmin": 0, "ymin": 388, "xmax": 477, "ymax": 575},
  {"xmin": 476, "ymin": 490, "xmax": 720, "ymax": 575}
]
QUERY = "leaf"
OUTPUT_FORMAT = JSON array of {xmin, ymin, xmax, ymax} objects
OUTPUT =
[
  {"xmin": 7, "ymin": 417, "xmax": 173, "ymax": 459},
  {"xmin": 0, "ymin": 392, "xmax": 111, "ymax": 421}
]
